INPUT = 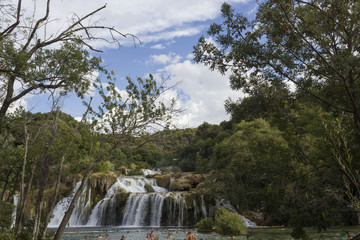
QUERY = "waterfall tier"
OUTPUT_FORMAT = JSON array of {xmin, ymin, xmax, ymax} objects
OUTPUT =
[{"xmin": 49, "ymin": 173, "xmax": 255, "ymax": 228}]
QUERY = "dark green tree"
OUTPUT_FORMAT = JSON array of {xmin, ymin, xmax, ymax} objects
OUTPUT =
[{"xmin": 193, "ymin": 0, "xmax": 360, "ymax": 156}]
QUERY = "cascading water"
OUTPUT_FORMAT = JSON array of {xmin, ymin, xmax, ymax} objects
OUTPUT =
[
  {"xmin": 201, "ymin": 195, "xmax": 207, "ymax": 218},
  {"xmin": 122, "ymin": 193, "xmax": 166, "ymax": 226},
  {"xmin": 49, "ymin": 171, "xmax": 256, "ymax": 228},
  {"xmin": 216, "ymin": 199, "xmax": 257, "ymax": 227},
  {"xmin": 11, "ymin": 194, "xmax": 19, "ymax": 228}
]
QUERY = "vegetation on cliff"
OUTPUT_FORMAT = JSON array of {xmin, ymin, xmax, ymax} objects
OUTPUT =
[{"xmin": 1, "ymin": 0, "xmax": 360, "ymax": 239}]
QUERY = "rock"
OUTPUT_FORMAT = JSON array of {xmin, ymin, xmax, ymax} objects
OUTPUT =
[
  {"xmin": 144, "ymin": 183, "xmax": 155, "ymax": 192},
  {"xmin": 89, "ymin": 172, "xmax": 118, "ymax": 207},
  {"xmin": 155, "ymin": 174, "xmax": 171, "ymax": 189},
  {"xmin": 115, "ymin": 191, "xmax": 130, "ymax": 225},
  {"xmin": 170, "ymin": 173, "xmax": 205, "ymax": 191},
  {"xmin": 243, "ymin": 210, "xmax": 264, "ymax": 226}
]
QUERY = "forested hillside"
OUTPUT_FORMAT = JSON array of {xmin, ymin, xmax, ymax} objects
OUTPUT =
[{"xmin": 1, "ymin": 1, "xmax": 360, "ymax": 240}]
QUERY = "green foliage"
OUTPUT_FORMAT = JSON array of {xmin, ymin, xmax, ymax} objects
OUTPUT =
[
  {"xmin": 176, "ymin": 122, "xmax": 230, "ymax": 172},
  {"xmin": 196, "ymin": 217, "xmax": 214, "ymax": 233},
  {"xmin": 291, "ymin": 226, "xmax": 310, "ymax": 240},
  {"xmin": 215, "ymin": 208, "xmax": 247, "ymax": 235},
  {"xmin": 95, "ymin": 160, "xmax": 114, "ymax": 172},
  {"xmin": 213, "ymin": 119, "xmax": 293, "ymax": 213},
  {"xmin": 0, "ymin": 201, "xmax": 15, "ymax": 230}
]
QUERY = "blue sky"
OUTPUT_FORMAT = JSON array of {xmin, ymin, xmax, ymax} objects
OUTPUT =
[{"xmin": 19, "ymin": 0, "xmax": 258, "ymax": 128}]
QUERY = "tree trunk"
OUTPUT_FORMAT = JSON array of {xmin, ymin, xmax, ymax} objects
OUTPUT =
[
  {"xmin": 0, "ymin": 165, "xmax": 14, "ymax": 201},
  {"xmin": 40, "ymin": 155, "xmax": 65, "ymax": 239},
  {"xmin": 0, "ymin": 76, "xmax": 15, "ymax": 119},
  {"xmin": 53, "ymin": 161, "xmax": 100, "ymax": 240},
  {"xmin": 15, "ymin": 164, "xmax": 35, "ymax": 236},
  {"xmin": 14, "ymin": 125, "xmax": 29, "ymax": 233},
  {"xmin": 31, "ymin": 164, "xmax": 50, "ymax": 240},
  {"xmin": 32, "ymin": 109, "xmax": 60, "ymax": 240}
]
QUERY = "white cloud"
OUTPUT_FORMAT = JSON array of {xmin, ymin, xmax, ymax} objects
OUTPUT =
[
  {"xmin": 12, "ymin": 0, "xmax": 249, "ymax": 48},
  {"xmin": 150, "ymin": 44, "xmax": 165, "ymax": 49},
  {"xmin": 8, "ymin": 98, "xmax": 28, "ymax": 114},
  {"xmin": 84, "ymin": 70, "xmax": 99, "ymax": 97},
  {"xmin": 158, "ymin": 59, "xmax": 244, "ymax": 128},
  {"xmin": 247, "ymin": 3, "xmax": 258, "ymax": 15},
  {"xmin": 186, "ymin": 53, "xmax": 194, "ymax": 59},
  {"xmin": 148, "ymin": 52, "xmax": 182, "ymax": 65}
]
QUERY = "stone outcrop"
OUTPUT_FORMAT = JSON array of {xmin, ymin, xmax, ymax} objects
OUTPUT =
[
  {"xmin": 170, "ymin": 173, "xmax": 205, "ymax": 191},
  {"xmin": 155, "ymin": 174, "xmax": 171, "ymax": 189},
  {"xmin": 89, "ymin": 171, "xmax": 118, "ymax": 208}
]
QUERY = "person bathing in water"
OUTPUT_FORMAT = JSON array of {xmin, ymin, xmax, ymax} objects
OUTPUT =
[{"xmin": 184, "ymin": 230, "xmax": 197, "ymax": 240}]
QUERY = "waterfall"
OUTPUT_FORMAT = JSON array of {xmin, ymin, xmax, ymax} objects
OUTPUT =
[
  {"xmin": 50, "ymin": 170, "xmax": 256, "ymax": 228},
  {"xmin": 122, "ymin": 193, "xmax": 166, "ymax": 226},
  {"xmin": 169, "ymin": 177, "xmax": 174, "ymax": 191},
  {"xmin": 142, "ymin": 169, "xmax": 161, "ymax": 176},
  {"xmin": 11, "ymin": 194, "xmax": 19, "ymax": 228},
  {"xmin": 201, "ymin": 195, "xmax": 207, "ymax": 218},
  {"xmin": 193, "ymin": 199, "xmax": 198, "ymax": 223},
  {"xmin": 69, "ymin": 184, "xmax": 92, "ymax": 226},
  {"xmin": 216, "ymin": 199, "xmax": 257, "ymax": 227},
  {"xmin": 86, "ymin": 178, "xmax": 133, "ymax": 226},
  {"xmin": 48, "ymin": 181, "xmax": 83, "ymax": 227}
]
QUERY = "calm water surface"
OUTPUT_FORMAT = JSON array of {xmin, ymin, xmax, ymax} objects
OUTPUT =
[{"xmin": 49, "ymin": 226, "xmax": 360, "ymax": 240}]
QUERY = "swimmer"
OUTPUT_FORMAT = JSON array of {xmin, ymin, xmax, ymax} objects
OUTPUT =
[
  {"xmin": 121, "ymin": 236, "xmax": 125, "ymax": 240},
  {"xmin": 98, "ymin": 235, "xmax": 103, "ymax": 239},
  {"xmin": 149, "ymin": 230, "xmax": 155, "ymax": 240},
  {"xmin": 184, "ymin": 230, "xmax": 197, "ymax": 240}
]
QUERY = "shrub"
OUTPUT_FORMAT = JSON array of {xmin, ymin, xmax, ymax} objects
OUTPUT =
[
  {"xmin": 127, "ymin": 168, "xmax": 144, "ymax": 176},
  {"xmin": 215, "ymin": 208, "xmax": 247, "ymax": 235},
  {"xmin": 291, "ymin": 226, "xmax": 309, "ymax": 240},
  {"xmin": 196, "ymin": 217, "xmax": 214, "ymax": 233},
  {"xmin": 0, "ymin": 201, "xmax": 15, "ymax": 230}
]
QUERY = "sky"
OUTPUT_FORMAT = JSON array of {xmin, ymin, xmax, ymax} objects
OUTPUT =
[{"xmin": 18, "ymin": 0, "xmax": 258, "ymax": 128}]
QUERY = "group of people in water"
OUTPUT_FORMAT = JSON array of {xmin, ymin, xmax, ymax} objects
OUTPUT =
[
  {"xmin": 83, "ymin": 228, "xmax": 198, "ymax": 240},
  {"xmin": 145, "ymin": 228, "xmax": 197, "ymax": 240}
]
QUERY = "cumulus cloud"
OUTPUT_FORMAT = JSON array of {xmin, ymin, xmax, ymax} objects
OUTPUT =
[
  {"xmin": 150, "ymin": 44, "xmax": 166, "ymax": 49},
  {"xmin": 148, "ymin": 52, "xmax": 182, "ymax": 65},
  {"xmin": 14, "ymin": 0, "xmax": 249, "ymax": 47},
  {"xmin": 157, "ymin": 59, "xmax": 244, "ymax": 128}
]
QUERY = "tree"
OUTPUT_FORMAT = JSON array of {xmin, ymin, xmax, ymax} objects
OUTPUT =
[
  {"xmin": 0, "ymin": 0, "xmax": 133, "ymax": 119},
  {"xmin": 214, "ymin": 208, "xmax": 247, "ymax": 235},
  {"xmin": 53, "ymin": 74, "xmax": 178, "ymax": 240},
  {"xmin": 193, "ymin": 1, "xmax": 360, "ymax": 222},
  {"xmin": 193, "ymin": 1, "xmax": 360, "ymax": 157},
  {"xmin": 213, "ymin": 119, "xmax": 294, "ymax": 219}
]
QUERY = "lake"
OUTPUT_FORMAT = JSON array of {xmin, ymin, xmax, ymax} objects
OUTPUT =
[{"xmin": 50, "ymin": 226, "xmax": 360, "ymax": 240}]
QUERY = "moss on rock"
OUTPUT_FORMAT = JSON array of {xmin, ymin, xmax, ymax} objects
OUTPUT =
[
  {"xmin": 170, "ymin": 173, "xmax": 205, "ymax": 191},
  {"xmin": 155, "ymin": 174, "xmax": 171, "ymax": 189},
  {"xmin": 144, "ymin": 183, "xmax": 155, "ymax": 192},
  {"xmin": 89, "ymin": 171, "xmax": 118, "ymax": 208},
  {"xmin": 115, "ymin": 190, "xmax": 130, "ymax": 225}
]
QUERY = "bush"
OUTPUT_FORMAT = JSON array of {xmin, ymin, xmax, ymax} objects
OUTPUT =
[
  {"xmin": 196, "ymin": 217, "xmax": 214, "ymax": 233},
  {"xmin": 95, "ymin": 160, "xmax": 114, "ymax": 172},
  {"xmin": 291, "ymin": 226, "xmax": 309, "ymax": 240},
  {"xmin": 127, "ymin": 168, "xmax": 144, "ymax": 176},
  {"xmin": 0, "ymin": 201, "xmax": 15, "ymax": 230},
  {"xmin": 215, "ymin": 208, "xmax": 247, "ymax": 235}
]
